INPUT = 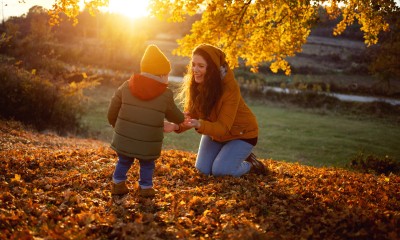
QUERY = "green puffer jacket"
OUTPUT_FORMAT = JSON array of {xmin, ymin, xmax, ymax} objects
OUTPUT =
[{"xmin": 107, "ymin": 73, "xmax": 184, "ymax": 159}]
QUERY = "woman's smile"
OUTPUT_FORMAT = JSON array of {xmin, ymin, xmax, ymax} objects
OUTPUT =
[{"xmin": 192, "ymin": 54, "xmax": 207, "ymax": 83}]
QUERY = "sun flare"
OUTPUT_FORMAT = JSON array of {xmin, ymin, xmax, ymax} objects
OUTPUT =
[{"xmin": 106, "ymin": 0, "xmax": 150, "ymax": 19}]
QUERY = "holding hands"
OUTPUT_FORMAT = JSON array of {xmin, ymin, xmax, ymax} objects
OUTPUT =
[
  {"xmin": 163, "ymin": 121, "xmax": 178, "ymax": 133},
  {"xmin": 163, "ymin": 112, "xmax": 201, "ymax": 133},
  {"xmin": 183, "ymin": 112, "xmax": 201, "ymax": 129}
]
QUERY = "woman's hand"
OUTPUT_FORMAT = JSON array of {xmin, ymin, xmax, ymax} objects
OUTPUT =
[
  {"xmin": 163, "ymin": 121, "xmax": 178, "ymax": 133},
  {"xmin": 183, "ymin": 118, "xmax": 201, "ymax": 129},
  {"xmin": 181, "ymin": 112, "xmax": 201, "ymax": 129}
]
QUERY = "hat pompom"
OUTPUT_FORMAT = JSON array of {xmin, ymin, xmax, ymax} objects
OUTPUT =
[{"xmin": 140, "ymin": 45, "xmax": 171, "ymax": 75}]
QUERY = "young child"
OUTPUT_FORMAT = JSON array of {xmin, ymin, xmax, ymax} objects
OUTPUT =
[{"xmin": 107, "ymin": 44, "xmax": 184, "ymax": 198}]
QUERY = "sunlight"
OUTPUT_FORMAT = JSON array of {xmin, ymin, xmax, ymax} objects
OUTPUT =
[{"xmin": 105, "ymin": 0, "xmax": 150, "ymax": 19}]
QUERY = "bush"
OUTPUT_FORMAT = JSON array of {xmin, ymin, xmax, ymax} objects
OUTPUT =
[
  {"xmin": 234, "ymin": 68, "xmax": 265, "ymax": 81},
  {"xmin": 238, "ymin": 77, "xmax": 265, "ymax": 98},
  {"xmin": 0, "ymin": 64, "xmax": 90, "ymax": 134},
  {"xmin": 348, "ymin": 152, "xmax": 400, "ymax": 176}
]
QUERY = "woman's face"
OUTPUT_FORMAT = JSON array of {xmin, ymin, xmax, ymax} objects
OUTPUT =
[{"xmin": 191, "ymin": 54, "xmax": 207, "ymax": 84}]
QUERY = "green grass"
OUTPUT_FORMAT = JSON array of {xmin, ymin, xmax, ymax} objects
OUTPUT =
[
  {"xmin": 81, "ymin": 85, "xmax": 115, "ymax": 141},
  {"xmin": 82, "ymin": 84, "xmax": 400, "ymax": 168},
  {"xmin": 252, "ymin": 105, "xmax": 400, "ymax": 167}
]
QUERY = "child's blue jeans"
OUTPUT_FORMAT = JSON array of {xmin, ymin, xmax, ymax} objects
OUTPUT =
[
  {"xmin": 195, "ymin": 135, "xmax": 253, "ymax": 177},
  {"xmin": 112, "ymin": 154, "xmax": 155, "ymax": 189}
]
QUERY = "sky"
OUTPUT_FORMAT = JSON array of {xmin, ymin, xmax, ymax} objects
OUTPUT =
[
  {"xmin": 2, "ymin": 0, "xmax": 53, "ymax": 21},
  {"xmin": 2, "ymin": 0, "xmax": 399, "ymax": 22},
  {"xmin": 1, "ymin": 0, "xmax": 151, "ymax": 21}
]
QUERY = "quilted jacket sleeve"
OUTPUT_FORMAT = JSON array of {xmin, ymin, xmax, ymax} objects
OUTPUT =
[
  {"xmin": 164, "ymin": 89, "xmax": 185, "ymax": 124},
  {"xmin": 107, "ymin": 83, "xmax": 123, "ymax": 127}
]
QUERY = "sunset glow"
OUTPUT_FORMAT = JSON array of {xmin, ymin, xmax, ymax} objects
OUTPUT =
[{"xmin": 105, "ymin": 0, "xmax": 150, "ymax": 19}]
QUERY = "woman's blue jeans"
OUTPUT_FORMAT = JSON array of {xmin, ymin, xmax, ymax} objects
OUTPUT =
[
  {"xmin": 112, "ymin": 154, "xmax": 155, "ymax": 189},
  {"xmin": 195, "ymin": 135, "xmax": 253, "ymax": 177}
]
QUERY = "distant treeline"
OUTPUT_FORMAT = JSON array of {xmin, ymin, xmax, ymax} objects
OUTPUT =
[
  {"xmin": 0, "ymin": 5, "xmax": 398, "ymax": 134},
  {"xmin": 0, "ymin": 5, "xmax": 199, "ymax": 73}
]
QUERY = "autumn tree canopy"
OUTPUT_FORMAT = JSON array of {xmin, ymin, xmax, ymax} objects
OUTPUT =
[{"xmin": 49, "ymin": 0, "xmax": 399, "ymax": 75}]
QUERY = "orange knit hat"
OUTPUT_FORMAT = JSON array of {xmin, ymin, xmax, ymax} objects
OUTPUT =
[
  {"xmin": 193, "ymin": 44, "xmax": 227, "ymax": 69},
  {"xmin": 140, "ymin": 45, "xmax": 171, "ymax": 75}
]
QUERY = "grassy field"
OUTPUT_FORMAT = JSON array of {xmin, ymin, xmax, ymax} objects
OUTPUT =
[
  {"xmin": 82, "ymin": 84, "xmax": 400, "ymax": 168},
  {"xmin": 252, "ymin": 105, "xmax": 400, "ymax": 167}
]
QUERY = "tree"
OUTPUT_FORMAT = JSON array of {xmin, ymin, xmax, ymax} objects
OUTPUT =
[
  {"xmin": 368, "ymin": 10, "xmax": 400, "ymax": 93},
  {"xmin": 48, "ymin": 0, "xmax": 109, "ymax": 26},
  {"xmin": 48, "ymin": 0, "xmax": 399, "ymax": 75},
  {"xmin": 1, "ymin": 6, "xmax": 54, "ymax": 61}
]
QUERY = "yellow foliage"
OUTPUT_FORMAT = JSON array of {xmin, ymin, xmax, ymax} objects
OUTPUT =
[
  {"xmin": 152, "ymin": 0, "xmax": 396, "ymax": 75},
  {"xmin": 48, "ymin": 0, "xmax": 397, "ymax": 75},
  {"xmin": 332, "ymin": 0, "xmax": 392, "ymax": 46},
  {"xmin": 12, "ymin": 174, "xmax": 21, "ymax": 182},
  {"xmin": 49, "ymin": 0, "xmax": 109, "ymax": 26}
]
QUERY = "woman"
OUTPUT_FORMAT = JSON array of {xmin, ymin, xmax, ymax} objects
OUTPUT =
[{"xmin": 165, "ymin": 43, "xmax": 267, "ymax": 177}]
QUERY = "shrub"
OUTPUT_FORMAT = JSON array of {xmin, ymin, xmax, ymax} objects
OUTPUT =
[
  {"xmin": 0, "ymin": 64, "xmax": 93, "ymax": 134},
  {"xmin": 348, "ymin": 152, "xmax": 400, "ymax": 176},
  {"xmin": 238, "ymin": 77, "xmax": 265, "ymax": 98},
  {"xmin": 234, "ymin": 68, "xmax": 265, "ymax": 81}
]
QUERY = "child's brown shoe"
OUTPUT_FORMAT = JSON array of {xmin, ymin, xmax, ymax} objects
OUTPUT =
[
  {"xmin": 111, "ymin": 181, "xmax": 129, "ymax": 196},
  {"xmin": 139, "ymin": 187, "xmax": 157, "ymax": 198}
]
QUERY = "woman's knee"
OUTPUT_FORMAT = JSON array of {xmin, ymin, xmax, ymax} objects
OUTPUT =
[
  {"xmin": 195, "ymin": 162, "xmax": 212, "ymax": 175},
  {"xmin": 195, "ymin": 161, "xmax": 231, "ymax": 176},
  {"xmin": 211, "ymin": 165, "xmax": 232, "ymax": 176}
]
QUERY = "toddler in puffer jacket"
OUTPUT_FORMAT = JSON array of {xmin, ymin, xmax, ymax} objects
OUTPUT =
[{"xmin": 107, "ymin": 44, "xmax": 184, "ymax": 198}]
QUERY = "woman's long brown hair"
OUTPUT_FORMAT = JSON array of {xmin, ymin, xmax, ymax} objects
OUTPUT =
[{"xmin": 177, "ymin": 48, "xmax": 224, "ymax": 119}]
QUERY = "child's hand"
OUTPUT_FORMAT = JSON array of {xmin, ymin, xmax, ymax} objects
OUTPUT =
[
  {"xmin": 184, "ymin": 112, "xmax": 191, "ymax": 120},
  {"xmin": 164, "ymin": 121, "xmax": 177, "ymax": 133}
]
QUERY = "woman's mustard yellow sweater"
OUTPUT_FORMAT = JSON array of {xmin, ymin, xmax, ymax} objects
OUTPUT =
[{"xmin": 177, "ymin": 69, "xmax": 258, "ymax": 142}]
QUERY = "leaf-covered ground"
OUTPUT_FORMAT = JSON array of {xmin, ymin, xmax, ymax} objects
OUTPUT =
[{"xmin": 1, "ymin": 121, "xmax": 399, "ymax": 240}]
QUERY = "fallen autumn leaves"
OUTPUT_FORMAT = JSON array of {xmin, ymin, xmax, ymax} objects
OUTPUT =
[{"xmin": 0, "ymin": 121, "xmax": 399, "ymax": 239}]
